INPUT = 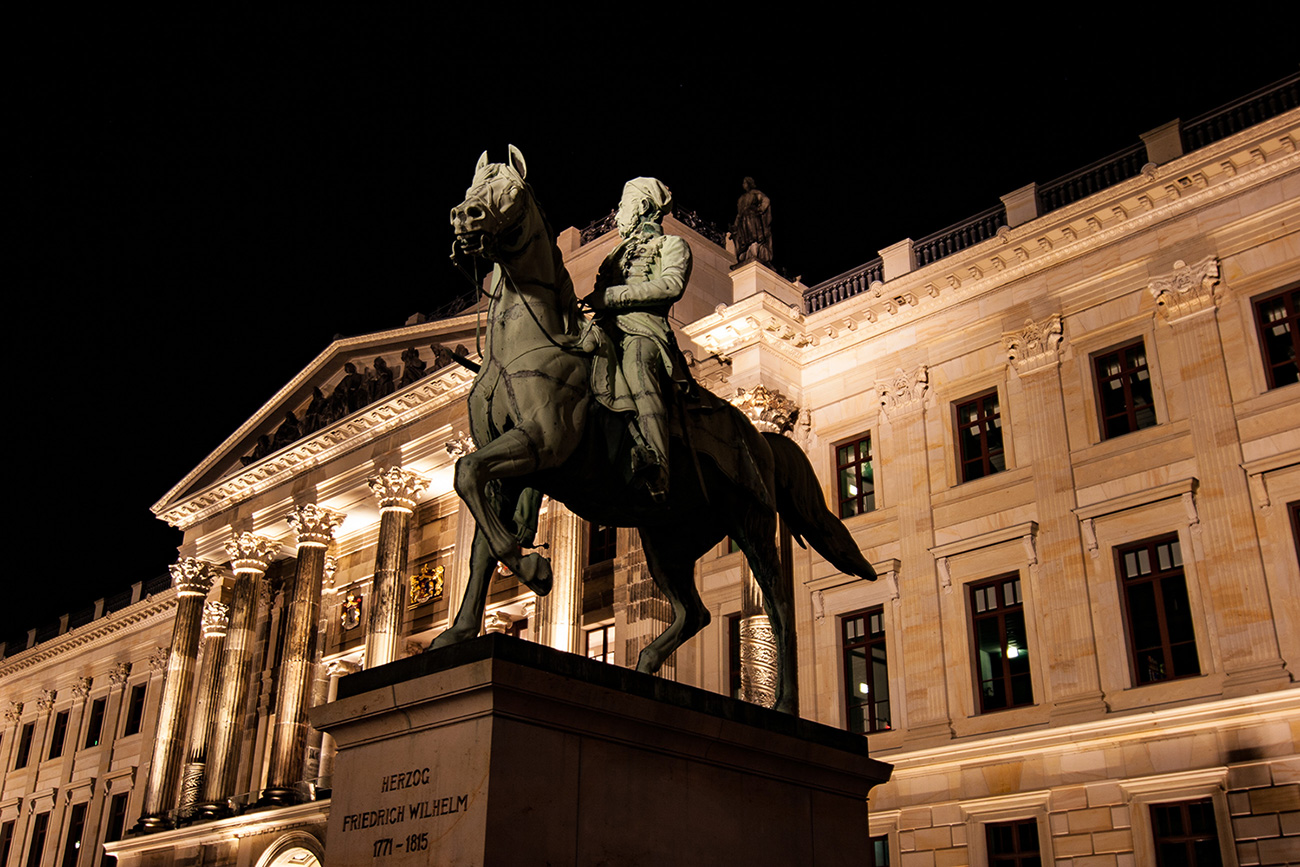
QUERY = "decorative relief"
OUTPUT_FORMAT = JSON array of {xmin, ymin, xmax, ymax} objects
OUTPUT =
[
  {"xmin": 1150, "ymin": 257, "xmax": 1221, "ymax": 322},
  {"xmin": 738, "ymin": 615, "xmax": 778, "ymax": 709},
  {"xmin": 168, "ymin": 557, "xmax": 220, "ymax": 597},
  {"xmin": 224, "ymin": 532, "xmax": 278, "ymax": 575},
  {"xmin": 5, "ymin": 700, "xmax": 24, "ymax": 722},
  {"xmin": 71, "ymin": 677, "xmax": 93, "ymax": 700},
  {"xmin": 37, "ymin": 689, "xmax": 57, "ymax": 711},
  {"xmin": 408, "ymin": 563, "xmax": 445, "ymax": 607},
  {"xmin": 341, "ymin": 592, "xmax": 362, "ymax": 630},
  {"xmin": 876, "ymin": 366, "xmax": 929, "ymax": 418},
  {"xmin": 327, "ymin": 660, "xmax": 361, "ymax": 678},
  {"xmin": 729, "ymin": 385, "xmax": 798, "ymax": 436},
  {"xmin": 445, "ymin": 431, "xmax": 476, "ymax": 458},
  {"xmin": 149, "ymin": 647, "xmax": 170, "ymax": 673},
  {"xmin": 483, "ymin": 611, "xmax": 515, "ymax": 634},
  {"xmin": 201, "ymin": 601, "xmax": 230, "ymax": 639},
  {"xmin": 1003, "ymin": 314, "xmax": 1064, "ymax": 374},
  {"xmin": 368, "ymin": 466, "xmax": 431, "ymax": 512},
  {"xmin": 109, "ymin": 662, "xmax": 132, "ymax": 687},
  {"xmin": 287, "ymin": 503, "xmax": 346, "ymax": 547},
  {"xmin": 323, "ymin": 556, "xmax": 338, "ymax": 592}
]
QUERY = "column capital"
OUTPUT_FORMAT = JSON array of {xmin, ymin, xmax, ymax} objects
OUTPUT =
[
  {"xmin": 5, "ymin": 700, "xmax": 24, "ymax": 722},
  {"xmin": 71, "ymin": 677, "xmax": 93, "ymax": 701},
  {"xmin": 368, "ymin": 466, "xmax": 430, "ymax": 512},
  {"xmin": 224, "ymin": 532, "xmax": 278, "ymax": 575},
  {"xmin": 36, "ymin": 689, "xmax": 57, "ymax": 713},
  {"xmin": 1150, "ymin": 256, "xmax": 1221, "ymax": 323},
  {"xmin": 1003, "ymin": 314, "xmax": 1064, "ymax": 374},
  {"xmin": 108, "ymin": 662, "xmax": 132, "ymax": 688},
  {"xmin": 169, "ymin": 558, "xmax": 221, "ymax": 597},
  {"xmin": 730, "ymin": 384, "xmax": 799, "ymax": 436},
  {"xmin": 201, "ymin": 601, "xmax": 230, "ymax": 639},
  {"xmin": 445, "ymin": 431, "xmax": 476, "ymax": 457},
  {"xmin": 149, "ymin": 646, "xmax": 170, "ymax": 673},
  {"xmin": 876, "ymin": 365, "xmax": 929, "ymax": 418},
  {"xmin": 288, "ymin": 504, "xmax": 346, "ymax": 548},
  {"xmin": 327, "ymin": 660, "xmax": 362, "ymax": 678}
]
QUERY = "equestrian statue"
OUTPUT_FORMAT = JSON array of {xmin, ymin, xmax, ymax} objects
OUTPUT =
[{"xmin": 430, "ymin": 146, "xmax": 875, "ymax": 713}]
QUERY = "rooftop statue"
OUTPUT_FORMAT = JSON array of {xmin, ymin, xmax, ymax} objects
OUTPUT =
[
  {"xmin": 729, "ymin": 176, "xmax": 772, "ymax": 269},
  {"xmin": 433, "ymin": 147, "xmax": 875, "ymax": 712}
]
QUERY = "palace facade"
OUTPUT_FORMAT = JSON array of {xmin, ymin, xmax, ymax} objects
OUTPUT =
[{"xmin": 2, "ymin": 74, "xmax": 1297, "ymax": 867}]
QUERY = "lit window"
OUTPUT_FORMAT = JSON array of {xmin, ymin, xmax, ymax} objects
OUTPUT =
[
  {"xmin": 842, "ymin": 608, "xmax": 891, "ymax": 733},
  {"xmin": 835, "ymin": 434, "xmax": 875, "ymax": 518},
  {"xmin": 48, "ymin": 710, "xmax": 68, "ymax": 759},
  {"xmin": 970, "ymin": 575, "xmax": 1033, "ymax": 713},
  {"xmin": 1150, "ymin": 799, "xmax": 1222, "ymax": 866},
  {"xmin": 1118, "ymin": 534, "xmax": 1200, "ymax": 685},
  {"xmin": 1094, "ymin": 339, "xmax": 1157, "ymax": 439},
  {"xmin": 84, "ymin": 697, "xmax": 106, "ymax": 748},
  {"xmin": 13, "ymin": 722, "xmax": 34, "ymax": 769},
  {"xmin": 123, "ymin": 683, "xmax": 147, "ymax": 736},
  {"xmin": 955, "ymin": 391, "xmax": 1005, "ymax": 482},
  {"xmin": 985, "ymin": 818, "xmax": 1040, "ymax": 867},
  {"xmin": 585, "ymin": 624, "xmax": 614, "ymax": 664},
  {"xmin": 1254, "ymin": 286, "xmax": 1299, "ymax": 389}
]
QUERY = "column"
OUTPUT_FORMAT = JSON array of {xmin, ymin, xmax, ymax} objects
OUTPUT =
[
  {"xmin": 365, "ymin": 467, "xmax": 429, "ymax": 668},
  {"xmin": 134, "ymin": 558, "xmax": 220, "ymax": 832},
  {"xmin": 178, "ymin": 601, "xmax": 228, "ymax": 820},
  {"xmin": 1003, "ymin": 316, "xmax": 1108, "ymax": 720},
  {"xmin": 261, "ymin": 504, "xmax": 345, "ymax": 806},
  {"xmin": 195, "ymin": 532, "xmax": 277, "ymax": 819},
  {"xmin": 537, "ymin": 501, "xmax": 583, "ymax": 654},
  {"xmin": 876, "ymin": 366, "xmax": 952, "ymax": 744},
  {"xmin": 1150, "ymin": 259, "xmax": 1291, "ymax": 692}
]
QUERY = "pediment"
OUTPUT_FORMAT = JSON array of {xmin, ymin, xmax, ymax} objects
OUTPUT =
[{"xmin": 152, "ymin": 312, "xmax": 482, "ymax": 525}]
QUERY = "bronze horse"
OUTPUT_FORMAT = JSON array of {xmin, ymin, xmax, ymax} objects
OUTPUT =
[{"xmin": 431, "ymin": 147, "xmax": 875, "ymax": 712}]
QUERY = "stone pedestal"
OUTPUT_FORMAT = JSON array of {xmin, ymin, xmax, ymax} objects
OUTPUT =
[{"xmin": 310, "ymin": 635, "xmax": 891, "ymax": 867}]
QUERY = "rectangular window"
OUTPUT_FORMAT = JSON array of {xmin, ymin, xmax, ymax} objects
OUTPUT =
[
  {"xmin": 985, "ymin": 818, "xmax": 1040, "ymax": 866},
  {"xmin": 26, "ymin": 812, "xmax": 49, "ymax": 867},
  {"xmin": 585, "ymin": 624, "xmax": 614, "ymax": 664},
  {"xmin": 835, "ymin": 433, "xmax": 875, "ymax": 518},
  {"xmin": 842, "ymin": 608, "xmax": 891, "ymax": 733},
  {"xmin": 955, "ymin": 391, "xmax": 1005, "ymax": 482},
  {"xmin": 84, "ymin": 697, "xmax": 106, "ymax": 749},
  {"xmin": 123, "ymin": 684, "xmax": 147, "ymax": 736},
  {"xmin": 1118, "ymin": 535, "xmax": 1200, "ymax": 685},
  {"xmin": 48, "ymin": 710, "xmax": 69, "ymax": 760},
  {"xmin": 0, "ymin": 820, "xmax": 15, "ymax": 867},
  {"xmin": 970, "ymin": 575, "xmax": 1033, "ymax": 713},
  {"xmin": 587, "ymin": 523, "xmax": 618, "ymax": 566},
  {"xmin": 1150, "ymin": 798, "xmax": 1222, "ymax": 866},
  {"xmin": 869, "ymin": 834, "xmax": 890, "ymax": 867},
  {"xmin": 14, "ymin": 722, "xmax": 34, "ymax": 769},
  {"xmin": 1094, "ymin": 339, "xmax": 1157, "ymax": 439},
  {"xmin": 104, "ymin": 792, "xmax": 129, "ymax": 847},
  {"xmin": 60, "ymin": 802, "xmax": 87, "ymax": 867},
  {"xmin": 1254, "ymin": 286, "xmax": 1299, "ymax": 389}
]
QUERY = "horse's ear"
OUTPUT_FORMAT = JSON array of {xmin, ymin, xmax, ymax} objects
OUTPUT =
[
  {"xmin": 475, "ymin": 150, "xmax": 489, "ymax": 173},
  {"xmin": 508, "ymin": 144, "xmax": 527, "ymax": 180}
]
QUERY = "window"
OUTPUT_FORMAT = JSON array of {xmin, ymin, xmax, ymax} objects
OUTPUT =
[
  {"xmin": 104, "ymin": 792, "xmax": 129, "ymax": 847},
  {"xmin": 48, "ymin": 710, "xmax": 69, "ymax": 759},
  {"xmin": 0, "ymin": 821, "xmax": 15, "ymax": 867},
  {"xmin": 955, "ymin": 391, "xmax": 1005, "ymax": 482},
  {"xmin": 835, "ymin": 433, "xmax": 875, "ymax": 518},
  {"xmin": 122, "ymin": 684, "xmax": 147, "ymax": 736},
  {"xmin": 26, "ymin": 812, "xmax": 49, "ymax": 867},
  {"xmin": 868, "ymin": 834, "xmax": 890, "ymax": 866},
  {"xmin": 1094, "ymin": 339, "xmax": 1157, "ymax": 439},
  {"xmin": 585, "ymin": 624, "xmax": 614, "ymax": 664},
  {"xmin": 60, "ymin": 802, "xmax": 87, "ymax": 867},
  {"xmin": 985, "ymin": 818, "xmax": 1041, "ymax": 866},
  {"xmin": 14, "ymin": 722, "xmax": 34, "ymax": 769},
  {"xmin": 729, "ymin": 615, "xmax": 743, "ymax": 699},
  {"xmin": 1150, "ymin": 799, "xmax": 1222, "ymax": 866},
  {"xmin": 84, "ymin": 697, "xmax": 106, "ymax": 748},
  {"xmin": 1291, "ymin": 501, "xmax": 1300, "ymax": 569},
  {"xmin": 1118, "ymin": 535, "xmax": 1200, "ymax": 685},
  {"xmin": 1254, "ymin": 286, "xmax": 1299, "ymax": 389},
  {"xmin": 970, "ymin": 575, "xmax": 1033, "ymax": 713},
  {"xmin": 587, "ymin": 523, "xmax": 618, "ymax": 566},
  {"xmin": 842, "ymin": 608, "xmax": 891, "ymax": 733}
]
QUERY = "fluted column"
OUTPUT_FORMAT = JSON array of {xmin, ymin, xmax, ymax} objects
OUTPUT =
[
  {"xmin": 261, "ymin": 504, "xmax": 345, "ymax": 806},
  {"xmin": 178, "ymin": 601, "xmax": 228, "ymax": 820},
  {"xmin": 538, "ymin": 501, "xmax": 583, "ymax": 653},
  {"xmin": 365, "ymin": 467, "xmax": 429, "ymax": 668},
  {"xmin": 195, "ymin": 532, "xmax": 277, "ymax": 819},
  {"xmin": 1003, "ymin": 316, "xmax": 1108, "ymax": 720},
  {"xmin": 133, "ymin": 558, "xmax": 219, "ymax": 833},
  {"xmin": 1150, "ymin": 259, "xmax": 1290, "ymax": 692}
]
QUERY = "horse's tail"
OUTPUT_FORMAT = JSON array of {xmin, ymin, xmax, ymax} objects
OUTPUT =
[{"xmin": 765, "ymin": 432, "xmax": 878, "ymax": 582}]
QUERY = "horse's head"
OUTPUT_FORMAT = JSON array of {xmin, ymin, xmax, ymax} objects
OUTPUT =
[{"xmin": 450, "ymin": 145, "xmax": 535, "ymax": 261}]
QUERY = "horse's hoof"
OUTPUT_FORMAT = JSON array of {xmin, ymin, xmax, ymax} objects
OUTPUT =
[
  {"xmin": 516, "ymin": 553, "xmax": 553, "ymax": 596},
  {"xmin": 635, "ymin": 649, "xmax": 661, "ymax": 674}
]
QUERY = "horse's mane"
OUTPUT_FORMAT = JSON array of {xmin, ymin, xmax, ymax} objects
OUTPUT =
[{"xmin": 524, "ymin": 180, "xmax": 582, "ymax": 340}]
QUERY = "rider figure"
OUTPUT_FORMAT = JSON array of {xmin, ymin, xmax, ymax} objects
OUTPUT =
[{"xmin": 583, "ymin": 178, "xmax": 693, "ymax": 503}]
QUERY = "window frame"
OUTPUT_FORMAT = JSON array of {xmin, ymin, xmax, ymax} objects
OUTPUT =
[
  {"xmin": 584, "ymin": 622, "xmax": 615, "ymax": 665},
  {"xmin": 83, "ymin": 697, "xmax": 107, "ymax": 750},
  {"xmin": 1093, "ymin": 337, "xmax": 1159, "ymax": 440},
  {"xmin": 1116, "ymin": 534, "xmax": 1201, "ymax": 687},
  {"xmin": 47, "ymin": 709, "xmax": 69, "ymax": 760},
  {"xmin": 984, "ymin": 817, "xmax": 1041, "ymax": 867},
  {"xmin": 841, "ymin": 606, "xmax": 892, "ymax": 733},
  {"xmin": 833, "ymin": 432, "xmax": 876, "ymax": 519},
  {"xmin": 969, "ymin": 574, "xmax": 1034, "ymax": 714},
  {"xmin": 122, "ymin": 683, "xmax": 147, "ymax": 737},
  {"xmin": 13, "ymin": 721, "xmax": 34, "ymax": 769},
  {"xmin": 60, "ymin": 801, "xmax": 88, "ymax": 867},
  {"xmin": 1252, "ymin": 284, "xmax": 1300, "ymax": 390},
  {"xmin": 954, "ymin": 390, "xmax": 1006, "ymax": 483}
]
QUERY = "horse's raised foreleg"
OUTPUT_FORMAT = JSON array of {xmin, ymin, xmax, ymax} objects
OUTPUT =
[
  {"xmin": 735, "ymin": 513, "xmax": 798, "ymax": 715},
  {"xmin": 454, "ymin": 429, "xmax": 553, "ymax": 596},
  {"xmin": 428, "ymin": 528, "xmax": 497, "ymax": 649},
  {"xmin": 634, "ymin": 529, "xmax": 712, "ymax": 675}
]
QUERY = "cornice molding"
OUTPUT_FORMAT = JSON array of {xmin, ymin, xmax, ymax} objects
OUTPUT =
[{"xmin": 0, "ymin": 592, "xmax": 177, "ymax": 678}]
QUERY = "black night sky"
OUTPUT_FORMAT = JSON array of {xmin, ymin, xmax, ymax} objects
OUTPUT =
[{"xmin": 10, "ymin": 11, "xmax": 1295, "ymax": 643}]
